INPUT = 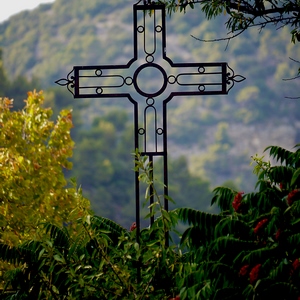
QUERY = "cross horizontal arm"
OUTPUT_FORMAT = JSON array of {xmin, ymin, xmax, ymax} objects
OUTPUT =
[{"xmin": 55, "ymin": 62, "xmax": 245, "ymax": 101}]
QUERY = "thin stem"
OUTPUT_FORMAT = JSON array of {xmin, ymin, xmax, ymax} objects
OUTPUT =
[
  {"xmin": 81, "ymin": 222, "xmax": 128, "ymax": 290},
  {"xmin": 135, "ymin": 152, "xmax": 170, "ymax": 246}
]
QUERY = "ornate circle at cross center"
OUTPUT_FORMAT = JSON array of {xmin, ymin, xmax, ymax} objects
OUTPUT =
[{"xmin": 133, "ymin": 63, "xmax": 168, "ymax": 97}]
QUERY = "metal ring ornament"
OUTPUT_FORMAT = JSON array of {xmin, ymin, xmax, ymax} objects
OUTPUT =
[
  {"xmin": 156, "ymin": 128, "xmax": 163, "ymax": 135},
  {"xmin": 137, "ymin": 26, "xmax": 144, "ymax": 33},
  {"xmin": 168, "ymin": 75, "xmax": 176, "ymax": 84},
  {"xmin": 125, "ymin": 76, "xmax": 133, "ymax": 85},
  {"xmin": 155, "ymin": 25, "xmax": 162, "ymax": 32},
  {"xmin": 146, "ymin": 97, "xmax": 155, "ymax": 106},
  {"xmin": 133, "ymin": 63, "xmax": 168, "ymax": 97},
  {"xmin": 95, "ymin": 69, "xmax": 102, "ymax": 76},
  {"xmin": 138, "ymin": 128, "xmax": 145, "ymax": 135},
  {"xmin": 198, "ymin": 85, "xmax": 205, "ymax": 92},
  {"xmin": 198, "ymin": 66, "xmax": 205, "ymax": 74},
  {"xmin": 146, "ymin": 55, "xmax": 154, "ymax": 63},
  {"xmin": 96, "ymin": 87, "xmax": 103, "ymax": 94}
]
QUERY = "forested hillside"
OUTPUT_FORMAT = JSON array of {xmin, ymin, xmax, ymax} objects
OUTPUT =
[{"xmin": 0, "ymin": 0, "xmax": 299, "ymax": 226}]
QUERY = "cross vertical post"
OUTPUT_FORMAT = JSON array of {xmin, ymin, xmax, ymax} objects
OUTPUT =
[{"xmin": 56, "ymin": 0, "xmax": 245, "ymax": 244}]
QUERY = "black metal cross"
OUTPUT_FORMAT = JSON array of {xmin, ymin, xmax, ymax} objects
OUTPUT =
[{"xmin": 56, "ymin": 0, "xmax": 245, "ymax": 241}]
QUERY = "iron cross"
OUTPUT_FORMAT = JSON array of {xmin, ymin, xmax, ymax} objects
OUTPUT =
[{"xmin": 56, "ymin": 0, "xmax": 245, "ymax": 240}]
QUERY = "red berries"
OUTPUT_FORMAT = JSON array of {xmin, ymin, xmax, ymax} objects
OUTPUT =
[
  {"xmin": 232, "ymin": 192, "xmax": 244, "ymax": 212},
  {"xmin": 239, "ymin": 264, "xmax": 250, "ymax": 277},
  {"xmin": 290, "ymin": 258, "xmax": 300, "ymax": 276},
  {"xmin": 239, "ymin": 264, "xmax": 262, "ymax": 285},
  {"xmin": 287, "ymin": 189, "xmax": 300, "ymax": 206},
  {"xmin": 253, "ymin": 219, "xmax": 268, "ymax": 234},
  {"xmin": 130, "ymin": 222, "xmax": 137, "ymax": 231},
  {"xmin": 249, "ymin": 264, "xmax": 262, "ymax": 284},
  {"xmin": 275, "ymin": 228, "xmax": 281, "ymax": 241}
]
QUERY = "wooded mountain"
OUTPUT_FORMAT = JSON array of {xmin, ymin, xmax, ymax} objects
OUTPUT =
[{"xmin": 0, "ymin": 0, "xmax": 299, "ymax": 226}]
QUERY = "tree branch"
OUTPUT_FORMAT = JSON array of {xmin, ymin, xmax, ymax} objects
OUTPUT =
[
  {"xmin": 190, "ymin": 28, "xmax": 246, "ymax": 46},
  {"xmin": 171, "ymin": 0, "xmax": 299, "ymax": 22}
]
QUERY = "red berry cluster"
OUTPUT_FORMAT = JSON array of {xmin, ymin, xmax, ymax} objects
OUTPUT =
[
  {"xmin": 249, "ymin": 264, "xmax": 261, "ymax": 284},
  {"xmin": 275, "ymin": 228, "xmax": 281, "ymax": 241},
  {"xmin": 290, "ymin": 258, "xmax": 300, "ymax": 276},
  {"xmin": 130, "ymin": 222, "xmax": 137, "ymax": 231},
  {"xmin": 232, "ymin": 192, "xmax": 244, "ymax": 212},
  {"xmin": 239, "ymin": 264, "xmax": 250, "ymax": 277},
  {"xmin": 239, "ymin": 264, "xmax": 262, "ymax": 285},
  {"xmin": 287, "ymin": 189, "xmax": 300, "ymax": 206},
  {"xmin": 253, "ymin": 219, "xmax": 268, "ymax": 235}
]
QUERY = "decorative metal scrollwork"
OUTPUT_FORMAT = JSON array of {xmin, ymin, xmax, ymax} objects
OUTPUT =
[
  {"xmin": 226, "ymin": 65, "xmax": 246, "ymax": 93},
  {"xmin": 55, "ymin": 69, "xmax": 75, "ymax": 96}
]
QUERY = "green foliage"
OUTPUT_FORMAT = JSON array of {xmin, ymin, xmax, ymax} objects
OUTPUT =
[
  {"xmin": 175, "ymin": 144, "xmax": 300, "ymax": 299},
  {"xmin": 0, "ymin": 91, "xmax": 91, "ymax": 288},
  {"xmin": 177, "ymin": 207, "xmax": 222, "ymax": 248},
  {"xmin": 0, "ymin": 218, "xmax": 175, "ymax": 299},
  {"xmin": 0, "ymin": 153, "xmax": 181, "ymax": 299},
  {"xmin": 1, "ymin": 136, "xmax": 300, "ymax": 299}
]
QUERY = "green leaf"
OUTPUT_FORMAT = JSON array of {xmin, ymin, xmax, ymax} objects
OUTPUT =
[
  {"xmin": 134, "ymin": 242, "xmax": 139, "ymax": 251},
  {"xmin": 162, "ymin": 209, "xmax": 171, "ymax": 222},
  {"xmin": 53, "ymin": 254, "xmax": 65, "ymax": 263},
  {"xmin": 38, "ymin": 248, "xmax": 45, "ymax": 260},
  {"xmin": 177, "ymin": 207, "xmax": 223, "ymax": 228},
  {"xmin": 291, "ymin": 168, "xmax": 300, "ymax": 185},
  {"xmin": 211, "ymin": 187, "xmax": 235, "ymax": 211},
  {"xmin": 85, "ymin": 214, "xmax": 91, "ymax": 225},
  {"xmin": 52, "ymin": 285, "xmax": 59, "ymax": 294},
  {"xmin": 164, "ymin": 194, "xmax": 175, "ymax": 204},
  {"xmin": 242, "ymin": 247, "xmax": 276, "ymax": 265}
]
